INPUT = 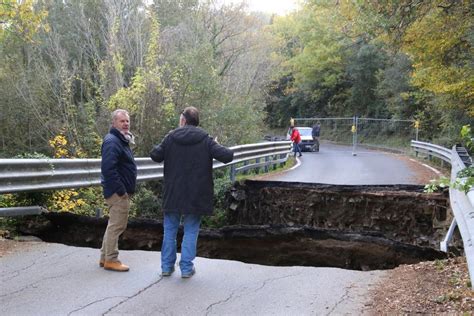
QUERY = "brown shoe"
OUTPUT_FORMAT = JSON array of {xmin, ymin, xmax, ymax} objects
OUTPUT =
[
  {"xmin": 99, "ymin": 259, "xmax": 105, "ymax": 267},
  {"xmin": 104, "ymin": 260, "xmax": 129, "ymax": 272}
]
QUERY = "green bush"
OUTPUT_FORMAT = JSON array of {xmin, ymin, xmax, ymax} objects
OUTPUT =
[
  {"xmin": 202, "ymin": 173, "xmax": 233, "ymax": 228},
  {"xmin": 0, "ymin": 217, "xmax": 18, "ymax": 238},
  {"xmin": 460, "ymin": 125, "xmax": 473, "ymax": 154},
  {"xmin": 425, "ymin": 125, "xmax": 473, "ymax": 194},
  {"xmin": 66, "ymin": 187, "xmax": 106, "ymax": 216},
  {"xmin": 130, "ymin": 184, "xmax": 162, "ymax": 219}
]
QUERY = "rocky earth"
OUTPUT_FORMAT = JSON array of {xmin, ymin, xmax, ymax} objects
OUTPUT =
[
  {"xmin": 16, "ymin": 212, "xmax": 445, "ymax": 270},
  {"xmin": 227, "ymin": 180, "xmax": 452, "ymax": 248}
]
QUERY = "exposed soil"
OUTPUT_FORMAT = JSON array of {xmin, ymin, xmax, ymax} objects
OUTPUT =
[
  {"xmin": 0, "ymin": 238, "xmax": 36, "ymax": 258},
  {"xmin": 16, "ymin": 212, "xmax": 445, "ymax": 270}
]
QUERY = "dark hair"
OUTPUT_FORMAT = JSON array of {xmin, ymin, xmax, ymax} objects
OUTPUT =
[{"xmin": 181, "ymin": 106, "xmax": 199, "ymax": 126}]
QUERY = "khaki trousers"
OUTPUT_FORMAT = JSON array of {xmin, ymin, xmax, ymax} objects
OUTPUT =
[{"xmin": 100, "ymin": 193, "xmax": 130, "ymax": 262}]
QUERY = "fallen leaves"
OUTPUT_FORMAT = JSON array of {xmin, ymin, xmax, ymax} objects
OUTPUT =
[{"xmin": 368, "ymin": 256, "xmax": 474, "ymax": 314}]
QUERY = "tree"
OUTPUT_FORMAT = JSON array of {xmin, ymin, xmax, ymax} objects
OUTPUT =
[
  {"xmin": 267, "ymin": 0, "xmax": 358, "ymax": 122},
  {"xmin": 155, "ymin": 1, "xmax": 273, "ymax": 144},
  {"xmin": 375, "ymin": 52, "xmax": 419, "ymax": 119},
  {"xmin": 0, "ymin": 0, "xmax": 48, "ymax": 41},
  {"xmin": 347, "ymin": 43, "xmax": 386, "ymax": 117},
  {"xmin": 350, "ymin": 0, "xmax": 473, "ymax": 137},
  {"xmin": 402, "ymin": 2, "xmax": 473, "ymax": 116},
  {"xmin": 108, "ymin": 13, "xmax": 175, "ymax": 155}
]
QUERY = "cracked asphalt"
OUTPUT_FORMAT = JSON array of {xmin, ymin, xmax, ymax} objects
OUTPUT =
[{"xmin": 1, "ymin": 242, "xmax": 386, "ymax": 315}]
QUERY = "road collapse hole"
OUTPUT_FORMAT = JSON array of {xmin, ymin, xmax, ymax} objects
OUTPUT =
[{"xmin": 17, "ymin": 180, "xmax": 456, "ymax": 271}]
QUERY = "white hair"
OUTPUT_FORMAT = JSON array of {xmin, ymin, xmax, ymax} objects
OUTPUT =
[{"xmin": 111, "ymin": 109, "xmax": 129, "ymax": 122}]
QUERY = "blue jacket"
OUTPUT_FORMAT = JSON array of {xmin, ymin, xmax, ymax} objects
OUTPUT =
[{"xmin": 101, "ymin": 128, "xmax": 137, "ymax": 199}]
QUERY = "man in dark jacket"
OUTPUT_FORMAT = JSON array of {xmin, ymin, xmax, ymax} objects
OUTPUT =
[
  {"xmin": 100, "ymin": 109, "xmax": 137, "ymax": 272},
  {"xmin": 311, "ymin": 121, "xmax": 321, "ymax": 152},
  {"xmin": 150, "ymin": 106, "xmax": 233, "ymax": 278}
]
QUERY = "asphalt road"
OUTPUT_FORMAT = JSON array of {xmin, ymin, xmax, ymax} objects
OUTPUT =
[
  {"xmin": 1, "ymin": 241, "xmax": 385, "ymax": 316},
  {"xmin": 265, "ymin": 143, "xmax": 437, "ymax": 185}
]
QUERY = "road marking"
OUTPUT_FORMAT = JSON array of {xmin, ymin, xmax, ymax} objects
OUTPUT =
[
  {"xmin": 409, "ymin": 158, "xmax": 442, "ymax": 175},
  {"xmin": 289, "ymin": 157, "xmax": 301, "ymax": 171}
]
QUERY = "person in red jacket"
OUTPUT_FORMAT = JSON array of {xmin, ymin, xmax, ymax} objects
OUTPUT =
[{"xmin": 290, "ymin": 126, "xmax": 303, "ymax": 157}]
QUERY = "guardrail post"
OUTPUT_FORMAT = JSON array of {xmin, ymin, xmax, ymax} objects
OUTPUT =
[
  {"xmin": 440, "ymin": 218, "xmax": 457, "ymax": 252},
  {"xmin": 230, "ymin": 165, "xmax": 236, "ymax": 182},
  {"xmin": 243, "ymin": 160, "xmax": 249, "ymax": 175},
  {"xmin": 273, "ymin": 155, "xmax": 277, "ymax": 170},
  {"xmin": 264, "ymin": 156, "xmax": 269, "ymax": 173},
  {"xmin": 255, "ymin": 158, "xmax": 260, "ymax": 174},
  {"xmin": 95, "ymin": 207, "xmax": 103, "ymax": 218},
  {"xmin": 280, "ymin": 154, "xmax": 286, "ymax": 168}
]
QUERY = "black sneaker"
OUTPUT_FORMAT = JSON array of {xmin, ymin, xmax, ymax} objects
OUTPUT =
[
  {"xmin": 181, "ymin": 267, "xmax": 196, "ymax": 279},
  {"xmin": 161, "ymin": 267, "xmax": 175, "ymax": 277}
]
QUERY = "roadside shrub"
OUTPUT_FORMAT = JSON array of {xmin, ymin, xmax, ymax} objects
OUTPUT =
[
  {"xmin": 130, "ymin": 184, "xmax": 162, "ymax": 219},
  {"xmin": 460, "ymin": 125, "xmax": 473, "ymax": 155},
  {"xmin": 48, "ymin": 187, "xmax": 105, "ymax": 216},
  {"xmin": 202, "ymin": 174, "xmax": 233, "ymax": 228},
  {"xmin": 425, "ymin": 125, "xmax": 474, "ymax": 194}
]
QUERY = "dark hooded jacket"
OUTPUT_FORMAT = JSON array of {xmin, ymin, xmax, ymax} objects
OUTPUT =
[
  {"xmin": 150, "ymin": 125, "xmax": 234, "ymax": 215},
  {"xmin": 101, "ymin": 128, "xmax": 137, "ymax": 199}
]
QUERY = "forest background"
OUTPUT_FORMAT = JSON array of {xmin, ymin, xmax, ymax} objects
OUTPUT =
[{"xmin": 0, "ymin": 0, "xmax": 472, "ymax": 217}]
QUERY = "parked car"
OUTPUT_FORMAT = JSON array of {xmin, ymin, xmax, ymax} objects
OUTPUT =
[{"xmin": 286, "ymin": 127, "xmax": 315, "ymax": 151}]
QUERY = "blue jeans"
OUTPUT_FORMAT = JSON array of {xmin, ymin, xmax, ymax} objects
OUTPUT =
[
  {"xmin": 161, "ymin": 212, "xmax": 202, "ymax": 274},
  {"xmin": 293, "ymin": 142, "xmax": 302, "ymax": 156}
]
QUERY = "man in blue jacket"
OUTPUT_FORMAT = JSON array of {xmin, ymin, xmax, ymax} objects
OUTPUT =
[
  {"xmin": 100, "ymin": 109, "xmax": 137, "ymax": 272},
  {"xmin": 150, "ymin": 106, "xmax": 234, "ymax": 278}
]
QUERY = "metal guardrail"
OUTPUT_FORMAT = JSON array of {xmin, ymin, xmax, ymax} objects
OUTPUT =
[
  {"xmin": 411, "ymin": 140, "xmax": 452, "ymax": 163},
  {"xmin": 411, "ymin": 140, "xmax": 474, "ymax": 287},
  {"xmin": 0, "ymin": 141, "xmax": 292, "ymax": 195},
  {"xmin": 0, "ymin": 206, "xmax": 46, "ymax": 216},
  {"xmin": 0, "ymin": 141, "xmax": 291, "ymax": 217}
]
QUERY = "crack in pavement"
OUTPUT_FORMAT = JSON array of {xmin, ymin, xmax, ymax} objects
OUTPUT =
[
  {"xmin": 1, "ymin": 250, "xmax": 78, "ymax": 283},
  {"xmin": 205, "ymin": 272, "xmax": 302, "ymax": 315},
  {"xmin": 0, "ymin": 273, "xmax": 70, "ymax": 298},
  {"xmin": 325, "ymin": 284, "xmax": 353, "ymax": 316},
  {"xmin": 253, "ymin": 272, "xmax": 302, "ymax": 293},
  {"xmin": 57, "ymin": 250, "xmax": 80, "ymax": 261},
  {"xmin": 67, "ymin": 296, "xmax": 129, "ymax": 316},
  {"xmin": 205, "ymin": 291, "xmax": 236, "ymax": 316},
  {"xmin": 102, "ymin": 277, "xmax": 164, "ymax": 315},
  {"xmin": 1, "ymin": 262, "xmax": 36, "ymax": 282}
]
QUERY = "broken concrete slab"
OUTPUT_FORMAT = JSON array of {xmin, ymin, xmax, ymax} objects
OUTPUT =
[{"xmin": 0, "ymin": 241, "xmax": 386, "ymax": 316}]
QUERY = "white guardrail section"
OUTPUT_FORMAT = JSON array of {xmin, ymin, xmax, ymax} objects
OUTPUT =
[
  {"xmin": 0, "ymin": 141, "xmax": 292, "ymax": 194},
  {"xmin": 411, "ymin": 140, "xmax": 474, "ymax": 287}
]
